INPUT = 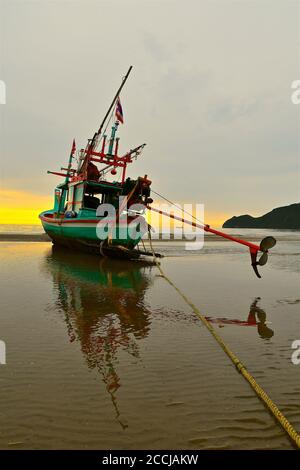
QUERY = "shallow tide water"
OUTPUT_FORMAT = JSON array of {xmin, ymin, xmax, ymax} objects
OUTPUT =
[{"xmin": 0, "ymin": 230, "xmax": 299, "ymax": 449}]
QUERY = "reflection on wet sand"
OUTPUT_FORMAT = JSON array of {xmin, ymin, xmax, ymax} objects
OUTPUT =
[
  {"xmin": 42, "ymin": 247, "xmax": 155, "ymax": 428},
  {"xmin": 42, "ymin": 249, "xmax": 274, "ymax": 432},
  {"xmin": 205, "ymin": 297, "xmax": 274, "ymax": 339}
]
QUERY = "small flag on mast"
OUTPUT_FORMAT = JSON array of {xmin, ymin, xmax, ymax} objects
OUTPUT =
[
  {"xmin": 71, "ymin": 138, "xmax": 76, "ymax": 155},
  {"xmin": 115, "ymin": 97, "xmax": 124, "ymax": 124}
]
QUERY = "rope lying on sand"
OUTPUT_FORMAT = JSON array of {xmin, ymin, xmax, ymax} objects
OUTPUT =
[{"xmin": 147, "ymin": 229, "xmax": 300, "ymax": 449}]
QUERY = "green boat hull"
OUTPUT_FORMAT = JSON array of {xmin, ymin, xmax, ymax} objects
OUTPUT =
[{"xmin": 39, "ymin": 210, "xmax": 147, "ymax": 257}]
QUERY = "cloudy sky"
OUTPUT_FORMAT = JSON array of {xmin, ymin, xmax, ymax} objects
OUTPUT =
[{"xmin": 0, "ymin": 0, "xmax": 299, "ymax": 225}]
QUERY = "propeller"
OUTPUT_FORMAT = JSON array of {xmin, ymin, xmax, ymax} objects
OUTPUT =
[
  {"xmin": 258, "ymin": 251, "xmax": 268, "ymax": 266},
  {"xmin": 250, "ymin": 236, "xmax": 277, "ymax": 278},
  {"xmin": 260, "ymin": 236, "xmax": 276, "ymax": 252}
]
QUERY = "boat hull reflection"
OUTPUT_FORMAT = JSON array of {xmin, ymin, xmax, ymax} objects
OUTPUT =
[{"xmin": 43, "ymin": 246, "xmax": 155, "ymax": 428}]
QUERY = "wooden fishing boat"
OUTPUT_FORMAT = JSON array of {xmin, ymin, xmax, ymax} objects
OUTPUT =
[
  {"xmin": 40, "ymin": 67, "xmax": 159, "ymax": 260},
  {"xmin": 40, "ymin": 66, "xmax": 276, "ymax": 276},
  {"xmin": 39, "ymin": 174, "xmax": 154, "ymax": 259}
]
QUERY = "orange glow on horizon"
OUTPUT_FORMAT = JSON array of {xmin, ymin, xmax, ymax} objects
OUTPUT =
[
  {"xmin": 0, "ymin": 190, "xmax": 229, "ymax": 228},
  {"xmin": 0, "ymin": 189, "xmax": 52, "ymax": 225}
]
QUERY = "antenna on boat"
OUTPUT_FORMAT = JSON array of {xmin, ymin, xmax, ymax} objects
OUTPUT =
[{"xmin": 79, "ymin": 66, "xmax": 133, "ymax": 176}]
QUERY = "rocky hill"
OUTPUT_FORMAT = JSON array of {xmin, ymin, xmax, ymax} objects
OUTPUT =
[{"xmin": 222, "ymin": 203, "xmax": 300, "ymax": 229}]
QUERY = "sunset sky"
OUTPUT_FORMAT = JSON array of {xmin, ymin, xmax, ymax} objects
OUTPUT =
[{"xmin": 0, "ymin": 0, "xmax": 299, "ymax": 227}]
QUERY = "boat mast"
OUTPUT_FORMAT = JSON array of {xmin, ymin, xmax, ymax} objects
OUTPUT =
[{"xmin": 79, "ymin": 66, "xmax": 133, "ymax": 176}]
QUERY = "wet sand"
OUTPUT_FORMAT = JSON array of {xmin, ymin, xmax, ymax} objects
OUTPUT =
[
  {"xmin": 0, "ymin": 232, "xmax": 298, "ymax": 242},
  {"xmin": 0, "ymin": 233, "xmax": 299, "ymax": 449},
  {"xmin": 0, "ymin": 234, "xmax": 51, "ymax": 242}
]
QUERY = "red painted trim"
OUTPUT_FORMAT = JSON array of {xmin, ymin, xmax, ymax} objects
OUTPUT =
[
  {"xmin": 70, "ymin": 174, "xmax": 86, "ymax": 183},
  {"xmin": 40, "ymin": 214, "xmax": 138, "ymax": 225},
  {"xmin": 89, "ymin": 150, "xmax": 132, "ymax": 164},
  {"xmin": 90, "ymin": 157, "xmax": 126, "ymax": 168}
]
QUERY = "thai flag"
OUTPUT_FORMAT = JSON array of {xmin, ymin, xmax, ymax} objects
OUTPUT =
[{"xmin": 115, "ymin": 97, "xmax": 124, "ymax": 124}]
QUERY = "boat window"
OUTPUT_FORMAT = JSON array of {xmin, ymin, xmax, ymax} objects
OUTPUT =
[{"xmin": 83, "ymin": 195, "xmax": 100, "ymax": 209}]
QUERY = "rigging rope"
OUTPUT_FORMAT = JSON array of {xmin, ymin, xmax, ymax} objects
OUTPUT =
[
  {"xmin": 151, "ymin": 189, "xmax": 206, "ymax": 227},
  {"xmin": 147, "ymin": 228, "xmax": 300, "ymax": 449}
]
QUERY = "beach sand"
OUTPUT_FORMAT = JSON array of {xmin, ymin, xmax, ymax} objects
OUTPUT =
[{"xmin": 0, "ymin": 231, "xmax": 299, "ymax": 449}]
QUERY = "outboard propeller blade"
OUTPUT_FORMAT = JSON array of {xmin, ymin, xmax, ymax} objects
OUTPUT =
[
  {"xmin": 258, "ymin": 251, "xmax": 268, "ymax": 266},
  {"xmin": 250, "ymin": 236, "xmax": 276, "ymax": 278},
  {"xmin": 260, "ymin": 236, "xmax": 276, "ymax": 252},
  {"xmin": 250, "ymin": 250, "xmax": 261, "ymax": 278}
]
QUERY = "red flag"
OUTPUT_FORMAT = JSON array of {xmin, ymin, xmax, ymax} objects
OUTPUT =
[
  {"xmin": 115, "ymin": 97, "xmax": 124, "ymax": 124},
  {"xmin": 71, "ymin": 138, "xmax": 76, "ymax": 155}
]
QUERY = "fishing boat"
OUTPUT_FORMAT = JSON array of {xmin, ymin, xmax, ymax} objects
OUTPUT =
[
  {"xmin": 40, "ymin": 67, "xmax": 159, "ymax": 260},
  {"xmin": 40, "ymin": 66, "xmax": 276, "ymax": 277}
]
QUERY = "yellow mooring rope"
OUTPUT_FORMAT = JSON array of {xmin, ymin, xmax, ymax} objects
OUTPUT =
[{"xmin": 147, "ymin": 231, "xmax": 300, "ymax": 449}]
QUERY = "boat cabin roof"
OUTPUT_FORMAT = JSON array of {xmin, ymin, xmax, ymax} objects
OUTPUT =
[
  {"xmin": 85, "ymin": 181, "xmax": 122, "ymax": 194},
  {"xmin": 57, "ymin": 180, "xmax": 122, "ymax": 194}
]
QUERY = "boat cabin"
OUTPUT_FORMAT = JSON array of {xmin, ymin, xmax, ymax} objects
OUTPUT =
[{"xmin": 53, "ymin": 177, "xmax": 151, "ymax": 219}]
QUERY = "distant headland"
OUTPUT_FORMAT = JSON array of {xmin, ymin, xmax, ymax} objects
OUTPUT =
[{"xmin": 223, "ymin": 203, "xmax": 300, "ymax": 230}]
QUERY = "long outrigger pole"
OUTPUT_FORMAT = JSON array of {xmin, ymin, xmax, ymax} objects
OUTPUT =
[{"xmin": 147, "ymin": 205, "xmax": 276, "ymax": 278}]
